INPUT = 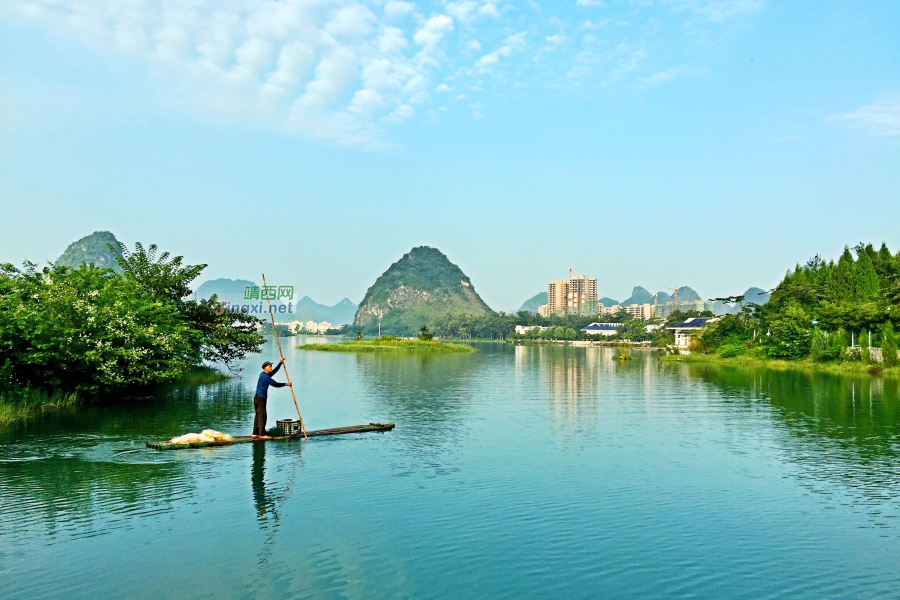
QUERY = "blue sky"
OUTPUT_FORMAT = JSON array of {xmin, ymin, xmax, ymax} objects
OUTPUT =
[{"xmin": 1, "ymin": 0, "xmax": 898, "ymax": 310}]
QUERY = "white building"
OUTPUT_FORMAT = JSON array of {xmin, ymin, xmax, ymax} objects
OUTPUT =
[
  {"xmin": 623, "ymin": 303, "xmax": 655, "ymax": 320},
  {"xmin": 581, "ymin": 323, "xmax": 620, "ymax": 337},
  {"xmin": 599, "ymin": 303, "xmax": 623, "ymax": 316},
  {"xmin": 667, "ymin": 317, "xmax": 717, "ymax": 350},
  {"xmin": 515, "ymin": 325, "xmax": 548, "ymax": 335}
]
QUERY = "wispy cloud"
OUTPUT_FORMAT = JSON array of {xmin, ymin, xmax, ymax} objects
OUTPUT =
[
  {"xmin": 829, "ymin": 94, "xmax": 900, "ymax": 137},
  {"xmin": 1, "ymin": 0, "xmax": 766, "ymax": 145},
  {"xmin": 665, "ymin": 0, "xmax": 764, "ymax": 23},
  {"xmin": 641, "ymin": 67, "xmax": 680, "ymax": 84}
]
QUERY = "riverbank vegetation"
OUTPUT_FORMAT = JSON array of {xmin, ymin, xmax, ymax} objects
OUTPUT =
[
  {"xmin": 328, "ymin": 309, "xmax": 712, "ymax": 345},
  {"xmin": 298, "ymin": 335, "xmax": 475, "ymax": 353},
  {"xmin": 0, "ymin": 242, "xmax": 263, "ymax": 427},
  {"xmin": 667, "ymin": 242, "xmax": 900, "ymax": 373}
]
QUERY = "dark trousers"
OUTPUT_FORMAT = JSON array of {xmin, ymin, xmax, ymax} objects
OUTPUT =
[{"xmin": 253, "ymin": 394, "xmax": 267, "ymax": 436}]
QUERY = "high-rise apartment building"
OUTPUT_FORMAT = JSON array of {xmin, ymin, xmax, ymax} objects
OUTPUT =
[
  {"xmin": 547, "ymin": 279, "xmax": 568, "ymax": 316},
  {"xmin": 539, "ymin": 273, "xmax": 598, "ymax": 317},
  {"xmin": 567, "ymin": 275, "xmax": 598, "ymax": 317}
]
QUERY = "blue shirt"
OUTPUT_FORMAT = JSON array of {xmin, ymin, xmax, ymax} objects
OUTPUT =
[{"xmin": 255, "ymin": 363, "xmax": 285, "ymax": 399}]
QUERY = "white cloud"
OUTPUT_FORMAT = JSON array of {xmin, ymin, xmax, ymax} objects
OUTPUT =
[
  {"xmin": 542, "ymin": 34, "xmax": 570, "ymax": 52},
  {"xmin": 665, "ymin": 0, "xmax": 764, "ymax": 23},
  {"xmin": 641, "ymin": 67, "xmax": 679, "ymax": 84},
  {"xmin": 384, "ymin": 1, "xmax": 416, "ymax": 20},
  {"xmin": 379, "ymin": 27, "xmax": 409, "ymax": 54},
  {"xmin": 446, "ymin": 1, "xmax": 499, "ymax": 22},
  {"xmin": 476, "ymin": 32, "xmax": 526, "ymax": 70},
  {"xmin": 479, "ymin": 2, "xmax": 501, "ymax": 17},
  {"xmin": 829, "ymin": 94, "xmax": 900, "ymax": 137},
  {"xmin": 0, "ymin": 0, "xmax": 771, "ymax": 144},
  {"xmin": 2, "ymin": 0, "xmax": 464, "ymax": 145},
  {"xmin": 325, "ymin": 5, "xmax": 376, "ymax": 39},
  {"xmin": 384, "ymin": 103, "xmax": 414, "ymax": 122},
  {"xmin": 446, "ymin": 1, "xmax": 478, "ymax": 22},
  {"xmin": 414, "ymin": 15, "xmax": 454, "ymax": 50},
  {"xmin": 579, "ymin": 19, "xmax": 609, "ymax": 29}
]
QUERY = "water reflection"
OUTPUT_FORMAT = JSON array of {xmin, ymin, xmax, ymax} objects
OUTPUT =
[
  {"xmin": 684, "ymin": 364, "xmax": 900, "ymax": 519},
  {"xmin": 355, "ymin": 351, "xmax": 479, "ymax": 442},
  {"xmin": 514, "ymin": 345, "xmax": 664, "ymax": 432},
  {"xmin": 0, "ymin": 380, "xmax": 252, "ymax": 545},
  {"xmin": 0, "ymin": 455, "xmax": 189, "ymax": 546},
  {"xmin": 252, "ymin": 442, "xmax": 274, "ymax": 522}
]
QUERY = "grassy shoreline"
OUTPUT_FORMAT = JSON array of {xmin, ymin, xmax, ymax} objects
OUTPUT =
[
  {"xmin": 0, "ymin": 389, "xmax": 82, "ymax": 429},
  {"xmin": 661, "ymin": 352, "xmax": 900, "ymax": 377},
  {"xmin": 299, "ymin": 338, "xmax": 476, "ymax": 353},
  {"xmin": 174, "ymin": 365, "xmax": 234, "ymax": 384},
  {"xmin": 0, "ymin": 365, "xmax": 232, "ymax": 429}
]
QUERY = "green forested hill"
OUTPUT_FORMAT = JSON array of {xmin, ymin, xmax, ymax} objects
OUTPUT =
[
  {"xmin": 355, "ymin": 247, "xmax": 491, "ymax": 335},
  {"xmin": 55, "ymin": 231, "xmax": 123, "ymax": 273}
]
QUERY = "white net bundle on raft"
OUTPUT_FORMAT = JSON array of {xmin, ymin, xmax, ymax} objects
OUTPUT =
[{"xmin": 169, "ymin": 430, "xmax": 233, "ymax": 444}]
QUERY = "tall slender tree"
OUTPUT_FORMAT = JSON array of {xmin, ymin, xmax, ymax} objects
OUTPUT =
[
  {"xmin": 854, "ymin": 250, "xmax": 880, "ymax": 299},
  {"xmin": 829, "ymin": 247, "xmax": 856, "ymax": 301}
]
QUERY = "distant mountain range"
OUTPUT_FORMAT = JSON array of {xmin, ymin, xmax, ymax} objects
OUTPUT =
[
  {"xmin": 713, "ymin": 287, "xmax": 771, "ymax": 315},
  {"xmin": 55, "ymin": 231, "xmax": 123, "ymax": 273},
  {"xmin": 194, "ymin": 278, "xmax": 357, "ymax": 324},
  {"xmin": 517, "ymin": 284, "xmax": 768, "ymax": 314},
  {"xmin": 355, "ymin": 246, "xmax": 491, "ymax": 335}
]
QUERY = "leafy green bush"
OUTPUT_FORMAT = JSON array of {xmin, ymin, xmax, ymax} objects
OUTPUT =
[
  {"xmin": 719, "ymin": 343, "xmax": 745, "ymax": 358},
  {"xmin": 766, "ymin": 301, "xmax": 812, "ymax": 360},
  {"xmin": 809, "ymin": 329, "xmax": 828, "ymax": 361},
  {"xmin": 700, "ymin": 314, "xmax": 751, "ymax": 351},
  {"xmin": 818, "ymin": 329, "xmax": 849, "ymax": 362}
]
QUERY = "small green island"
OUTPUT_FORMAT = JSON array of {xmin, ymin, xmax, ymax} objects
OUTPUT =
[{"xmin": 298, "ymin": 335, "xmax": 475, "ymax": 354}]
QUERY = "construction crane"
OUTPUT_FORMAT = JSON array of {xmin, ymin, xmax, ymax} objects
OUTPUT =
[
  {"xmin": 568, "ymin": 266, "xmax": 573, "ymax": 280},
  {"xmin": 664, "ymin": 286, "xmax": 679, "ymax": 308}
]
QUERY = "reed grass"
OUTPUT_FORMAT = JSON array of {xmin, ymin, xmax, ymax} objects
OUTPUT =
[
  {"xmin": 661, "ymin": 352, "xmax": 900, "ymax": 377},
  {"xmin": 0, "ymin": 388, "xmax": 81, "ymax": 428},
  {"xmin": 174, "ymin": 365, "xmax": 233, "ymax": 384}
]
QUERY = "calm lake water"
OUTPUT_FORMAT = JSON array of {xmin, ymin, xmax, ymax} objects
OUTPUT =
[{"xmin": 2, "ymin": 338, "xmax": 900, "ymax": 599}]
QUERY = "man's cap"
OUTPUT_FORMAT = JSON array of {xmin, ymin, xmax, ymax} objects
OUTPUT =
[{"xmin": 262, "ymin": 361, "xmax": 273, "ymax": 369}]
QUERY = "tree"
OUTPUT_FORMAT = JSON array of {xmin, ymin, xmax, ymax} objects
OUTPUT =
[
  {"xmin": 110, "ymin": 242, "xmax": 205, "ymax": 303},
  {"xmin": 829, "ymin": 246, "xmax": 856, "ymax": 301},
  {"xmin": 854, "ymin": 250, "xmax": 880, "ymax": 299},
  {"xmin": 417, "ymin": 324, "xmax": 434, "ymax": 341},
  {"xmin": 882, "ymin": 321, "xmax": 899, "ymax": 367},
  {"xmin": 111, "ymin": 242, "xmax": 263, "ymax": 374},
  {"xmin": 0, "ymin": 264, "xmax": 199, "ymax": 394},
  {"xmin": 767, "ymin": 301, "xmax": 811, "ymax": 360}
]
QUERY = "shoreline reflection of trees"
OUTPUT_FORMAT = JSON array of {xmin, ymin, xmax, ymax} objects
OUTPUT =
[
  {"xmin": 0, "ymin": 380, "xmax": 252, "ymax": 535},
  {"xmin": 354, "ymin": 352, "xmax": 479, "ymax": 449},
  {"xmin": 685, "ymin": 364, "xmax": 900, "ymax": 509},
  {"xmin": 0, "ymin": 457, "xmax": 189, "ymax": 542}
]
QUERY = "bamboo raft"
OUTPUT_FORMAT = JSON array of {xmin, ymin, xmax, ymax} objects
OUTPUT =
[{"xmin": 146, "ymin": 422, "xmax": 395, "ymax": 451}]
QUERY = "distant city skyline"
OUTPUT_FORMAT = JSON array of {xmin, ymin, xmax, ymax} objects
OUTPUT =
[{"xmin": 1, "ymin": 1, "xmax": 898, "ymax": 310}]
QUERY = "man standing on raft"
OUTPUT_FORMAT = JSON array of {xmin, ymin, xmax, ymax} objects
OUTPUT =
[{"xmin": 253, "ymin": 358, "xmax": 292, "ymax": 439}]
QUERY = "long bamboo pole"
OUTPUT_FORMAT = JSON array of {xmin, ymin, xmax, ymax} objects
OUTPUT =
[{"xmin": 262, "ymin": 274, "xmax": 307, "ymax": 440}]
